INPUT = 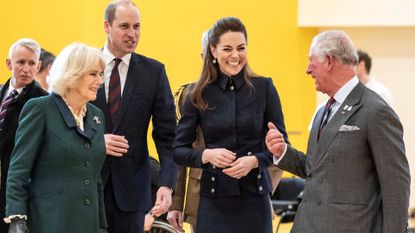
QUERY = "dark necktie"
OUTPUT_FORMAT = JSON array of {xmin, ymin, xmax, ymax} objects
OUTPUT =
[
  {"xmin": 318, "ymin": 97, "xmax": 335, "ymax": 140},
  {"xmin": 0, "ymin": 89, "xmax": 19, "ymax": 131},
  {"xmin": 108, "ymin": 58, "xmax": 122, "ymax": 127}
]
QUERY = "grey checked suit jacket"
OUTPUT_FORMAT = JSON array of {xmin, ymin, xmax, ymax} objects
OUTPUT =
[{"xmin": 278, "ymin": 82, "xmax": 410, "ymax": 233}]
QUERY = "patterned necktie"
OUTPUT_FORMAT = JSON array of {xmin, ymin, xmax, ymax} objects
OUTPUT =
[
  {"xmin": 318, "ymin": 97, "xmax": 335, "ymax": 140},
  {"xmin": 0, "ymin": 89, "xmax": 19, "ymax": 131},
  {"xmin": 108, "ymin": 58, "xmax": 122, "ymax": 127}
]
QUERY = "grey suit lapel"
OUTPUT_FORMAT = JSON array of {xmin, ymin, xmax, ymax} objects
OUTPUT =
[
  {"xmin": 305, "ymin": 106, "xmax": 324, "ymax": 175},
  {"xmin": 311, "ymin": 82, "xmax": 366, "ymax": 173}
]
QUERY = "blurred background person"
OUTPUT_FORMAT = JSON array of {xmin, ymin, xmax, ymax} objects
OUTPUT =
[
  {"xmin": 34, "ymin": 48, "xmax": 55, "ymax": 91},
  {"xmin": 0, "ymin": 38, "xmax": 47, "ymax": 233},
  {"xmin": 173, "ymin": 17, "xmax": 289, "ymax": 233},
  {"xmin": 357, "ymin": 49, "xmax": 393, "ymax": 106},
  {"xmin": 5, "ymin": 43, "xmax": 107, "ymax": 233},
  {"xmin": 166, "ymin": 29, "xmax": 209, "ymax": 233}
]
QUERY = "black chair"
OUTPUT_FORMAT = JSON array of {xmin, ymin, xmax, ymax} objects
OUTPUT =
[{"xmin": 272, "ymin": 178, "xmax": 305, "ymax": 233}]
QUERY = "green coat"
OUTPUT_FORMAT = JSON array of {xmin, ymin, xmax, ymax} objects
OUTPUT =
[{"xmin": 6, "ymin": 94, "xmax": 107, "ymax": 233}]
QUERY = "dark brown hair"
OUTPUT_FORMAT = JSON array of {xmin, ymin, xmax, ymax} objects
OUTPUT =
[{"xmin": 192, "ymin": 17, "xmax": 256, "ymax": 111}]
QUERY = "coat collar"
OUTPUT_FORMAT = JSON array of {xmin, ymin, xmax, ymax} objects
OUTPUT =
[
  {"xmin": 217, "ymin": 69, "xmax": 244, "ymax": 91},
  {"xmin": 0, "ymin": 78, "xmax": 39, "ymax": 103},
  {"xmin": 51, "ymin": 93, "xmax": 98, "ymax": 140}
]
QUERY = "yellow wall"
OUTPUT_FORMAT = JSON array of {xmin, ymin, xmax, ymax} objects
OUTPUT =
[{"xmin": 1, "ymin": 0, "xmax": 317, "ymax": 159}]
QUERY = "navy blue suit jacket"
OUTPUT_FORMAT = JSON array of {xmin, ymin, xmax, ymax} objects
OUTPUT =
[{"xmin": 92, "ymin": 53, "xmax": 177, "ymax": 212}]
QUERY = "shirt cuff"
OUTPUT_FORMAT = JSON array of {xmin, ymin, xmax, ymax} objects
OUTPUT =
[
  {"xmin": 4, "ymin": 215, "xmax": 27, "ymax": 223},
  {"xmin": 272, "ymin": 143, "xmax": 288, "ymax": 166}
]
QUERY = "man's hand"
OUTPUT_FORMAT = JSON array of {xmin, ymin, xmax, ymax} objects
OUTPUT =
[
  {"xmin": 151, "ymin": 186, "xmax": 172, "ymax": 217},
  {"xmin": 144, "ymin": 213, "xmax": 155, "ymax": 231},
  {"xmin": 166, "ymin": 210, "xmax": 185, "ymax": 232},
  {"xmin": 265, "ymin": 122, "xmax": 286, "ymax": 158},
  {"xmin": 223, "ymin": 156, "xmax": 258, "ymax": 179},
  {"xmin": 202, "ymin": 148, "xmax": 236, "ymax": 168},
  {"xmin": 104, "ymin": 134, "xmax": 128, "ymax": 157}
]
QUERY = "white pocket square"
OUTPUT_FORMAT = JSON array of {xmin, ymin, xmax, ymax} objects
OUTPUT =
[{"xmin": 339, "ymin": 124, "xmax": 360, "ymax": 132}]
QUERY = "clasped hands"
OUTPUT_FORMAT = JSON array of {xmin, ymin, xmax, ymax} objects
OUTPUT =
[{"xmin": 202, "ymin": 148, "xmax": 258, "ymax": 179}]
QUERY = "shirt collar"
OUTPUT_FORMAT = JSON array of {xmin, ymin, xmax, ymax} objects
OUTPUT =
[
  {"xmin": 7, "ymin": 78, "xmax": 25, "ymax": 95},
  {"xmin": 217, "ymin": 69, "xmax": 244, "ymax": 91},
  {"xmin": 333, "ymin": 76, "xmax": 359, "ymax": 104},
  {"xmin": 102, "ymin": 45, "xmax": 131, "ymax": 67}
]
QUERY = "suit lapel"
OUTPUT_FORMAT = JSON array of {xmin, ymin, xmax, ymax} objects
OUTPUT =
[
  {"xmin": 311, "ymin": 82, "xmax": 366, "ymax": 173},
  {"xmin": 94, "ymin": 85, "xmax": 112, "ymax": 132},
  {"xmin": 0, "ymin": 81, "xmax": 8, "ymax": 102},
  {"xmin": 306, "ymin": 106, "xmax": 325, "ymax": 174},
  {"xmin": 113, "ymin": 53, "xmax": 141, "ymax": 131}
]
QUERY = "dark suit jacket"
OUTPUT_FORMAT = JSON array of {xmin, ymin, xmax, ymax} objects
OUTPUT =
[
  {"xmin": 6, "ymin": 94, "xmax": 107, "ymax": 233},
  {"xmin": 278, "ymin": 82, "xmax": 410, "ymax": 233},
  {"xmin": 92, "ymin": 52, "xmax": 177, "ymax": 212},
  {"xmin": 174, "ymin": 72, "xmax": 289, "ymax": 198},
  {"xmin": 0, "ymin": 79, "xmax": 47, "ymax": 232}
]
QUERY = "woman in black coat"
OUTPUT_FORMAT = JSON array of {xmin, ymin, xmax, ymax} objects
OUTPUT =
[{"xmin": 173, "ymin": 17, "xmax": 289, "ymax": 233}]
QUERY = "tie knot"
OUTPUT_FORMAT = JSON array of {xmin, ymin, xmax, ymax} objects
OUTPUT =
[
  {"xmin": 7, "ymin": 90, "xmax": 18, "ymax": 99},
  {"xmin": 324, "ymin": 97, "xmax": 335, "ymax": 111},
  {"xmin": 113, "ymin": 58, "xmax": 122, "ymax": 67}
]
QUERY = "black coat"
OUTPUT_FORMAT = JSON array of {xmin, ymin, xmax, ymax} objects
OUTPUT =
[
  {"xmin": 0, "ymin": 79, "xmax": 47, "ymax": 232},
  {"xmin": 174, "ymin": 71, "xmax": 289, "ymax": 197}
]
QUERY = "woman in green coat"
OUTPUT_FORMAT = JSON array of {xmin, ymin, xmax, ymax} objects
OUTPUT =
[{"xmin": 5, "ymin": 43, "xmax": 107, "ymax": 233}]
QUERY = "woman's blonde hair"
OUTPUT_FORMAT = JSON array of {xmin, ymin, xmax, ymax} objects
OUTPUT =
[{"xmin": 48, "ymin": 42, "xmax": 105, "ymax": 96}]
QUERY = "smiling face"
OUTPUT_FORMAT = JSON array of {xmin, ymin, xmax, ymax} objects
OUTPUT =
[
  {"xmin": 6, "ymin": 45, "xmax": 40, "ymax": 88},
  {"xmin": 72, "ymin": 64, "xmax": 104, "ymax": 103},
  {"xmin": 211, "ymin": 31, "xmax": 247, "ymax": 76},
  {"xmin": 104, "ymin": 3, "xmax": 140, "ymax": 58}
]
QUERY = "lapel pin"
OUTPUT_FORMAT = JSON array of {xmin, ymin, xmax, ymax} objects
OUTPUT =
[
  {"xmin": 347, "ymin": 106, "xmax": 352, "ymax": 111},
  {"xmin": 343, "ymin": 105, "xmax": 349, "ymax": 110},
  {"xmin": 93, "ymin": 116, "xmax": 101, "ymax": 125},
  {"xmin": 341, "ymin": 111, "xmax": 345, "ymax": 114}
]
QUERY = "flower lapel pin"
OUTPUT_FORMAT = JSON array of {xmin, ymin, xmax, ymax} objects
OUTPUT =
[{"xmin": 93, "ymin": 116, "xmax": 101, "ymax": 125}]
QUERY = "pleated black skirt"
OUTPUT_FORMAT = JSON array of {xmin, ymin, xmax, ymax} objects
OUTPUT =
[{"xmin": 196, "ymin": 189, "xmax": 273, "ymax": 233}]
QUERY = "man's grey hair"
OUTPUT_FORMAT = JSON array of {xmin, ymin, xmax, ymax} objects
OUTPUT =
[
  {"xmin": 104, "ymin": 0, "xmax": 137, "ymax": 25},
  {"xmin": 8, "ymin": 38, "xmax": 41, "ymax": 60},
  {"xmin": 310, "ymin": 30, "xmax": 358, "ymax": 66}
]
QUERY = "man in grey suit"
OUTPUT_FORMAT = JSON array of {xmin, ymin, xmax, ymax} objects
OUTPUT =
[{"xmin": 266, "ymin": 30, "xmax": 410, "ymax": 233}]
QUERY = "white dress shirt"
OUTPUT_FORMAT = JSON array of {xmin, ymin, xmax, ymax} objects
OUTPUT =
[{"xmin": 102, "ymin": 46, "xmax": 132, "ymax": 101}]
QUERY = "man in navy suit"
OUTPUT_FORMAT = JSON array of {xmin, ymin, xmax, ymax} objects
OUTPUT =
[{"xmin": 92, "ymin": 1, "xmax": 177, "ymax": 232}]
